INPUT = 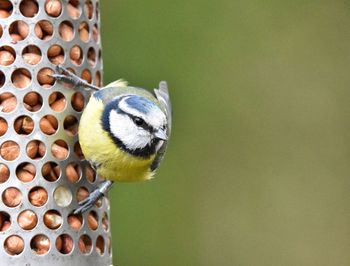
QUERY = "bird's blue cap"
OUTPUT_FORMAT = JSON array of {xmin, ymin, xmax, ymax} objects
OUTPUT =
[{"xmin": 124, "ymin": 95, "xmax": 156, "ymax": 115}]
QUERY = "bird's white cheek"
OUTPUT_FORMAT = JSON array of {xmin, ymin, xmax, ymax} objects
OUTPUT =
[{"xmin": 109, "ymin": 111, "xmax": 150, "ymax": 150}]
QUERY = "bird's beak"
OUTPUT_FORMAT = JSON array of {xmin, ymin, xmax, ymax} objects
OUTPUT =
[{"xmin": 154, "ymin": 129, "xmax": 168, "ymax": 141}]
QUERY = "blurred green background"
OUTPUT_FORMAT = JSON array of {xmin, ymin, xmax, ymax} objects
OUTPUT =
[{"xmin": 101, "ymin": 1, "xmax": 350, "ymax": 265}]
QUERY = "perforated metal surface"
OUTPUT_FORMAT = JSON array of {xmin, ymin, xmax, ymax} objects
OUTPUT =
[{"xmin": 0, "ymin": 1, "xmax": 112, "ymax": 265}]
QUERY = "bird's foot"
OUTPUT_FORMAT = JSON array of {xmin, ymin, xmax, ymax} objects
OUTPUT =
[
  {"xmin": 51, "ymin": 65, "xmax": 99, "ymax": 91},
  {"xmin": 74, "ymin": 180, "xmax": 113, "ymax": 214}
]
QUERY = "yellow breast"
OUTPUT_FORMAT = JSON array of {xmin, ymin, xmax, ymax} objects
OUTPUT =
[{"xmin": 78, "ymin": 97, "xmax": 155, "ymax": 182}]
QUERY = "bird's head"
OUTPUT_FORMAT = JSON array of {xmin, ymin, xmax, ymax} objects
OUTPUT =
[{"xmin": 102, "ymin": 95, "xmax": 168, "ymax": 157}]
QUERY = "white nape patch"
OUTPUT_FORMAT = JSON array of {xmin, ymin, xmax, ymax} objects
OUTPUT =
[
  {"xmin": 109, "ymin": 110, "xmax": 151, "ymax": 150},
  {"xmin": 119, "ymin": 96, "xmax": 166, "ymax": 129}
]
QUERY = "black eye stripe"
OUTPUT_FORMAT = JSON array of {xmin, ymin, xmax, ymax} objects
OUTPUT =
[{"xmin": 128, "ymin": 114, "xmax": 152, "ymax": 131}]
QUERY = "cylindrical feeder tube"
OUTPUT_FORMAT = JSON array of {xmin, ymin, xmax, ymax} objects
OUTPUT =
[{"xmin": 0, "ymin": 0, "xmax": 112, "ymax": 265}]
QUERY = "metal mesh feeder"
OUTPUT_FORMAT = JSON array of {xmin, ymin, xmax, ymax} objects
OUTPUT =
[{"xmin": 0, "ymin": 0, "xmax": 112, "ymax": 265}]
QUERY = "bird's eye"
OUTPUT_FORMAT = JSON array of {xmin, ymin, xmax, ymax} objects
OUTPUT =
[{"xmin": 134, "ymin": 117, "xmax": 144, "ymax": 126}]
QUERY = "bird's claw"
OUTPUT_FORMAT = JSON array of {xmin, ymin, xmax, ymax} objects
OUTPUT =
[{"xmin": 74, "ymin": 189, "xmax": 104, "ymax": 214}]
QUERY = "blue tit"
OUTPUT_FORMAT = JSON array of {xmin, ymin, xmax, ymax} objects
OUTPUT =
[{"xmin": 52, "ymin": 66, "xmax": 172, "ymax": 213}]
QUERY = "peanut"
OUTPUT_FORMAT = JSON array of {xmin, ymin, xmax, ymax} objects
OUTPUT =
[
  {"xmin": 23, "ymin": 162, "xmax": 36, "ymax": 174},
  {"xmin": 72, "ymin": 92, "xmax": 85, "ymax": 111},
  {"xmin": 54, "ymin": 165, "xmax": 61, "ymax": 176},
  {"xmin": 31, "ymin": 235, "xmax": 50, "ymax": 255},
  {"xmin": 76, "ymin": 187, "xmax": 89, "ymax": 202},
  {"xmin": 23, "ymin": 52, "xmax": 41, "ymax": 65},
  {"xmin": 0, "ymin": 93, "xmax": 13, "ymax": 101},
  {"xmin": 81, "ymin": 69, "xmax": 92, "ymax": 83},
  {"xmin": 54, "ymin": 186, "xmax": 72, "ymax": 207},
  {"xmin": 45, "ymin": 0, "xmax": 62, "ymax": 17},
  {"xmin": 1, "ymin": 141, "xmax": 20, "ymax": 161},
  {"xmin": 66, "ymin": 163, "xmax": 80, "ymax": 183},
  {"xmin": 102, "ymin": 213, "xmax": 109, "ymax": 231},
  {"xmin": 18, "ymin": 210, "xmax": 37, "ymax": 230},
  {"xmin": 78, "ymin": 238, "xmax": 86, "ymax": 253},
  {"xmin": 70, "ymin": 45, "xmax": 82, "ymax": 64},
  {"xmin": 48, "ymin": 92, "xmax": 57, "ymax": 105},
  {"xmin": 56, "ymin": 236, "xmax": 63, "ymax": 251},
  {"xmin": 96, "ymin": 71, "xmax": 101, "ymax": 87},
  {"xmin": 10, "ymin": 33, "xmax": 22, "ymax": 43},
  {"xmin": 60, "ymin": 234, "xmax": 73, "ymax": 254},
  {"xmin": 79, "ymin": 23, "xmax": 89, "ymax": 42},
  {"xmin": 48, "ymin": 115, "xmax": 58, "ymax": 128},
  {"xmin": 0, "ymin": 163, "xmax": 10, "ymax": 183},
  {"xmin": 74, "ymin": 142, "xmax": 85, "ymax": 159},
  {"xmin": 29, "ymin": 187, "xmax": 48, "ymax": 207},
  {"xmin": 0, "ymin": 118, "xmax": 7, "ymax": 136},
  {"xmin": 14, "ymin": 116, "xmax": 34, "ymax": 135},
  {"xmin": 64, "ymin": 115, "xmax": 78, "ymax": 136},
  {"xmin": 44, "ymin": 211, "xmax": 62, "ymax": 229},
  {"xmin": 37, "ymin": 68, "xmax": 54, "ymax": 86},
  {"xmin": 16, "ymin": 163, "xmax": 35, "ymax": 182},
  {"xmin": 24, "ymin": 92, "xmax": 41, "ymax": 106},
  {"xmin": 18, "ymin": 21, "xmax": 29, "ymax": 39},
  {"xmin": 51, "ymin": 97, "xmax": 66, "ymax": 112},
  {"xmin": 42, "ymin": 162, "xmax": 60, "ymax": 181},
  {"xmin": 16, "ymin": 169, "xmax": 34, "ymax": 182},
  {"xmin": 26, "ymin": 140, "xmax": 39, "ymax": 159},
  {"xmin": 0, "ymin": 1, "xmax": 12, "ymax": 9},
  {"xmin": 2, "ymin": 187, "xmax": 22, "ymax": 207},
  {"xmin": 0, "ymin": 95, "xmax": 17, "ymax": 113},
  {"xmin": 107, "ymin": 237, "xmax": 111, "ymax": 254},
  {"xmin": 0, "ymin": 10, "xmax": 10, "ymax": 19},
  {"xmin": 87, "ymin": 212, "xmax": 98, "ymax": 230},
  {"xmin": 9, "ymin": 21, "xmax": 29, "ymax": 42},
  {"xmin": 88, "ymin": 48, "xmax": 96, "ymax": 66},
  {"xmin": 39, "ymin": 142, "xmax": 46, "ymax": 157},
  {"xmin": 35, "ymin": 20, "xmax": 53, "ymax": 40},
  {"xmin": 20, "ymin": 0, "xmax": 38, "ymax": 17},
  {"xmin": 48, "ymin": 45, "xmax": 63, "ymax": 58},
  {"xmin": 50, "ymin": 54, "xmax": 64, "ymax": 65},
  {"xmin": 51, "ymin": 143, "xmax": 69, "ymax": 160},
  {"xmin": 0, "ymin": 212, "xmax": 3, "ymax": 229},
  {"xmin": 0, "ymin": 212, "xmax": 10, "ymax": 231},
  {"xmin": 40, "ymin": 117, "xmax": 57, "ymax": 135},
  {"xmin": 39, "ymin": 20, "xmax": 53, "ymax": 35},
  {"xmin": 85, "ymin": 0, "xmax": 93, "ymax": 19},
  {"xmin": 85, "ymin": 165, "xmax": 96, "ymax": 183},
  {"xmin": 1, "ymin": 221, "xmax": 11, "ymax": 231},
  {"xmin": 12, "ymin": 70, "xmax": 31, "ymax": 89},
  {"xmin": 59, "ymin": 22, "xmax": 74, "ymax": 41},
  {"xmin": 4, "ymin": 236, "xmax": 24, "ymax": 255},
  {"xmin": 67, "ymin": 214, "xmax": 82, "ymax": 230},
  {"xmin": 23, "ymin": 117, "xmax": 34, "ymax": 133},
  {"xmin": 67, "ymin": 2, "xmax": 80, "ymax": 18},
  {"xmin": 0, "ymin": 96, "xmax": 16, "ymax": 113},
  {"xmin": 93, "ymin": 25, "xmax": 99, "ymax": 42},
  {"xmin": 96, "ymin": 236, "xmax": 105, "ymax": 255},
  {"xmin": 0, "ymin": 50, "xmax": 15, "ymax": 66},
  {"xmin": 34, "ymin": 24, "xmax": 43, "ymax": 39},
  {"xmin": 78, "ymin": 235, "xmax": 92, "ymax": 254}
]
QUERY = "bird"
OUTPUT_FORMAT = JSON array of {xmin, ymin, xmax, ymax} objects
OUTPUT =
[{"xmin": 52, "ymin": 66, "xmax": 172, "ymax": 214}]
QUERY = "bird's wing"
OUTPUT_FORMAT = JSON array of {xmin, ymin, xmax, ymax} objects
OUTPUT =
[
  {"xmin": 150, "ymin": 81, "xmax": 172, "ymax": 172},
  {"xmin": 154, "ymin": 81, "xmax": 172, "ymax": 133}
]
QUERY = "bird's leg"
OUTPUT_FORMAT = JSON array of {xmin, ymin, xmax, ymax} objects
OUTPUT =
[
  {"xmin": 51, "ymin": 65, "xmax": 100, "ymax": 91},
  {"xmin": 74, "ymin": 179, "xmax": 113, "ymax": 214}
]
